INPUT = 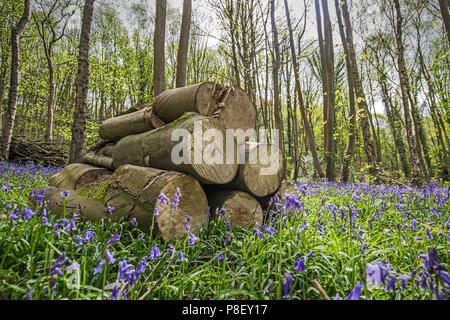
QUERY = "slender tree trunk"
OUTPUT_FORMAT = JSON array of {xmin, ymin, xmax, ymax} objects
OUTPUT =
[
  {"xmin": 69, "ymin": 0, "xmax": 95, "ymax": 164},
  {"xmin": 176, "ymin": 0, "xmax": 192, "ymax": 88},
  {"xmin": 270, "ymin": 0, "xmax": 285, "ymax": 177},
  {"xmin": 285, "ymin": 0, "xmax": 324, "ymax": 178},
  {"xmin": 45, "ymin": 53, "xmax": 55, "ymax": 142},
  {"xmin": 393, "ymin": 0, "xmax": 422, "ymax": 184},
  {"xmin": 341, "ymin": 0, "xmax": 378, "ymax": 177},
  {"xmin": 321, "ymin": 0, "xmax": 336, "ymax": 181},
  {"xmin": 438, "ymin": 0, "xmax": 450, "ymax": 46},
  {"xmin": 153, "ymin": 0, "xmax": 167, "ymax": 96},
  {"xmin": 0, "ymin": 0, "xmax": 31, "ymax": 160},
  {"xmin": 335, "ymin": 0, "xmax": 355, "ymax": 182}
]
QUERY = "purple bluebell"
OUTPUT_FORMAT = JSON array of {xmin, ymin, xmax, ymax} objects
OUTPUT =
[
  {"xmin": 137, "ymin": 257, "xmax": 148, "ymax": 275},
  {"xmin": 156, "ymin": 193, "xmax": 169, "ymax": 205},
  {"xmin": 173, "ymin": 188, "xmax": 181, "ymax": 211},
  {"xmin": 36, "ymin": 188, "xmax": 45, "ymax": 205},
  {"xmin": 66, "ymin": 262, "xmax": 80, "ymax": 271},
  {"xmin": 130, "ymin": 217, "xmax": 137, "ymax": 227},
  {"xmin": 93, "ymin": 260, "xmax": 105, "ymax": 275},
  {"xmin": 106, "ymin": 206, "xmax": 116, "ymax": 215},
  {"xmin": 118, "ymin": 259, "xmax": 133, "ymax": 282},
  {"xmin": 105, "ymin": 248, "xmax": 116, "ymax": 264},
  {"xmin": 110, "ymin": 286, "xmax": 120, "ymax": 300},
  {"xmin": 22, "ymin": 208, "xmax": 34, "ymax": 220},
  {"xmin": 293, "ymin": 258, "xmax": 307, "ymax": 272},
  {"xmin": 178, "ymin": 251, "xmax": 184, "ymax": 262},
  {"xmin": 188, "ymin": 232, "xmax": 198, "ymax": 246},
  {"xmin": 385, "ymin": 277, "xmax": 396, "ymax": 293},
  {"xmin": 345, "ymin": 283, "xmax": 363, "ymax": 300},
  {"xmin": 107, "ymin": 234, "xmax": 121, "ymax": 245},
  {"xmin": 149, "ymin": 245, "xmax": 161, "ymax": 261},
  {"xmin": 282, "ymin": 272, "xmax": 295, "ymax": 299}
]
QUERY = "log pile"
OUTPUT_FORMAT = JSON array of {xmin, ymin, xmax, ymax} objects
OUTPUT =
[
  {"xmin": 3, "ymin": 135, "xmax": 66, "ymax": 166},
  {"xmin": 29, "ymin": 82, "xmax": 286, "ymax": 241}
]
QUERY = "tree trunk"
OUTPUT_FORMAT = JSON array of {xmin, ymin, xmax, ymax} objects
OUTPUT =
[
  {"xmin": 270, "ymin": 0, "xmax": 286, "ymax": 178},
  {"xmin": 340, "ymin": 0, "xmax": 378, "ymax": 177},
  {"xmin": 335, "ymin": 0, "xmax": 356, "ymax": 182},
  {"xmin": 112, "ymin": 113, "xmax": 238, "ymax": 184},
  {"xmin": 284, "ymin": 0, "xmax": 324, "ymax": 178},
  {"xmin": 152, "ymin": 82, "xmax": 256, "ymax": 132},
  {"xmin": 69, "ymin": 0, "xmax": 95, "ymax": 164},
  {"xmin": 438, "ymin": 0, "xmax": 450, "ymax": 46},
  {"xmin": 320, "ymin": 0, "xmax": 336, "ymax": 181},
  {"xmin": 0, "ymin": 0, "xmax": 31, "ymax": 160},
  {"xmin": 153, "ymin": 0, "xmax": 167, "ymax": 96},
  {"xmin": 393, "ymin": 0, "xmax": 422, "ymax": 185},
  {"xmin": 175, "ymin": 0, "xmax": 192, "ymax": 88},
  {"xmin": 45, "ymin": 55, "xmax": 55, "ymax": 142}
]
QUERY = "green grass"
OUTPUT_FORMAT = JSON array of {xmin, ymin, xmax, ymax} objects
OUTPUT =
[{"xmin": 0, "ymin": 161, "xmax": 448, "ymax": 300}]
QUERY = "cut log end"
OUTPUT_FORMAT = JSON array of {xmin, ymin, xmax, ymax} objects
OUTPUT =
[
  {"xmin": 190, "ymin": 117, "xmax": 238, "ymax": 184},
  {"xmin": 155, "ymin": 174, "xmax": 208, "ymax": 240},
  {"xmin": 240, "ymin": 143, "xmax": 284, "ymax": 197},
  {"xmin": 208, "ymin": 189, "xmax": 263, "ymax": 229}
]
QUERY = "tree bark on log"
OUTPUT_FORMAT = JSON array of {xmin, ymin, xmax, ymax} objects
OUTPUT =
[
  {"xmin": 220, "ymin": 142, "xmax": 283, "ymax": 197},
  {"xmin": 104, "ymin": 165, "xmax": 208, "ymax": 241},
  {"xmin": 29, "ymin": 185, "xmax": 106, "ymax": 221},
  {"xmin": 33, "ymin": 165, "xmax": 209, "ymax": 241},
  {"xmin": 49, "ymin": 163, "xmax": 112, "ymax": 190},
  {"xmin": 82, "ymin": 152, "xmax": 113, "ymax": 170},
  {"xmin": 95, "ymin": 143, "xmax": 115, "ymax": 157},
  {"xmin": 112, "ymin": 112, "xmax": 238, "ymax": 184},
  {"xmin": 206, "ymin": 189, "xmax": 263, "ymax": 228},
  {"xmin": 152, "ymin": 82, "xmax": 256, "ymax": 132},
  {"xmin": 98, "ymin": 106, "xmax": 164, "ymax": 141}
]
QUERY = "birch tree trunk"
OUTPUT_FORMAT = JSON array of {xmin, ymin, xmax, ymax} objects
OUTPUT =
[
  {"xmin": 175, "ymin": 0, "xmax": 192, "ymax": 88},
  {"xmin": 153, "ymin": 0, "xmax": 167, "ymax": 96}
]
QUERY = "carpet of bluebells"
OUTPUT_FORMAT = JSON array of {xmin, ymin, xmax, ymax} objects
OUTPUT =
[{"xmin": 0, "ymin": 160, "xmax": 449, "ymax": 300}]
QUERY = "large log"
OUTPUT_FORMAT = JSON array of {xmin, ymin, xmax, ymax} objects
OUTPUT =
[
  {"xmin": 29, "ymin": 186, "xmax": 106, "ymax": 221},
  {"xmin": 48, "ymin": 163, "xmax": 112, "ymax": 190},
  {"xmin": 112, "ymin": 112, "xmax": 238, "ymax": 184},
  {"xmin": 206, "ymin": 189, "xmax": 263, "ymax": 228},
  {"xmin": 221, "ymin": 142, "xmax": 284, "ymax": 197},
  {"xmin": 30, "ymin": 165, "xmax": 209, "ymax": 241},
  {"xmin": 153, "ymin": 82, "xmax": 257, "ymax": 132},
  {"xmin": 82, "ymin": 153, "xmax": 114, "ymax": 170},
  {"xmin": 98, "ymin": 106, "xmax": 164, "ymax": 141},
  {"xmin": 103, "ymin": 165, "xmax": 208, "ymax": 240}
]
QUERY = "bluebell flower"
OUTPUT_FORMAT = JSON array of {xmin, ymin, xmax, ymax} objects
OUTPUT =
[
  {"xmin": 156, "ymin": 193, "xmax": 169, "ymax": 205},
  {"xmin": 84, "ymin": 230, "xmax": 95, "ymax": 242},
  {"xmin": 118, "ymin": 259, "xmax": 133, "ymax": 282},
  {"xmin": 216, "ymin": 253, "xmax": 227, "ymax": 261},
  {"xmin": 106, "ymin": 206, "xmax": 116, "ymax": 215},
  {"xmin": 137, "ymin": 257, "xmax": 148, "ymax": 275},
  {"xmin": 93, "ymin": 260, "xmax": 105, "ymax": 275},
  {"xmin": 36, "ymin": 188, "xmax": 46, "ymax": 205},
  {"xmin": 9, "ymin": 212, "xmax": 19, "ymax": 220},
  {"xmin": 107, "ymin": 234, "xmax": 121, "ymax": 245},
  {"xmin": 178, "ymin": 251, "xmax": 184, "ymax": 262},
  {"xmin": 154, "ymin": 207, "xmax": 159, "ymax": 216},
  {"xmin": 130, "ymin": 217, "xmax": 137, "ymax": 227},
  {"xmin": 61, "ymin": 190, "xmax": 70, "ymax": 197},
  {"xmin": 110, "ymin": 286, "xmax": 120, "ymax": 300},
  {"xmin": 425, "ymin": 228, "xmax": 433, "ymax": 240},
  {"xmin": 105, "ymin": 248, "xmax": 116, "ymax": 264},
  {"xmin": 23, "ymin": 208, "xmax": 35, "ymax": 220},
  {"xmin": 345, "ymin": 284, "xmax": 363, "ymax": 300},
  {"xmin": 385, "ymin": 277, "xmax": 396, "ymax": 293},
  {"xmin": 333, "ymin": 293, "xmax": 341, "ymax": 300},
  {"xmin": 282, "ymin": 272, "xmax": 294, "ymax": 299},
  {"xmin": 149, "ymin": 245, "xmax": 161, "ymax": 261},
  {"xmin": 173, "ymin": 188, "xmax": 181, "ymax": 211},
  {"xmin": 188, "ymin": 232, "xmax": 198, "ymax": 246},
  {"xmin": 294, "ymin": 258, "xmax": 307, "ymax": 272}
]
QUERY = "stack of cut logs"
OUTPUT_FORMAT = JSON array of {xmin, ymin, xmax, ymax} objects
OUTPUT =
[{"xmin": 30, "ymin": 82, "xmax": 295, "ymax": 241}]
